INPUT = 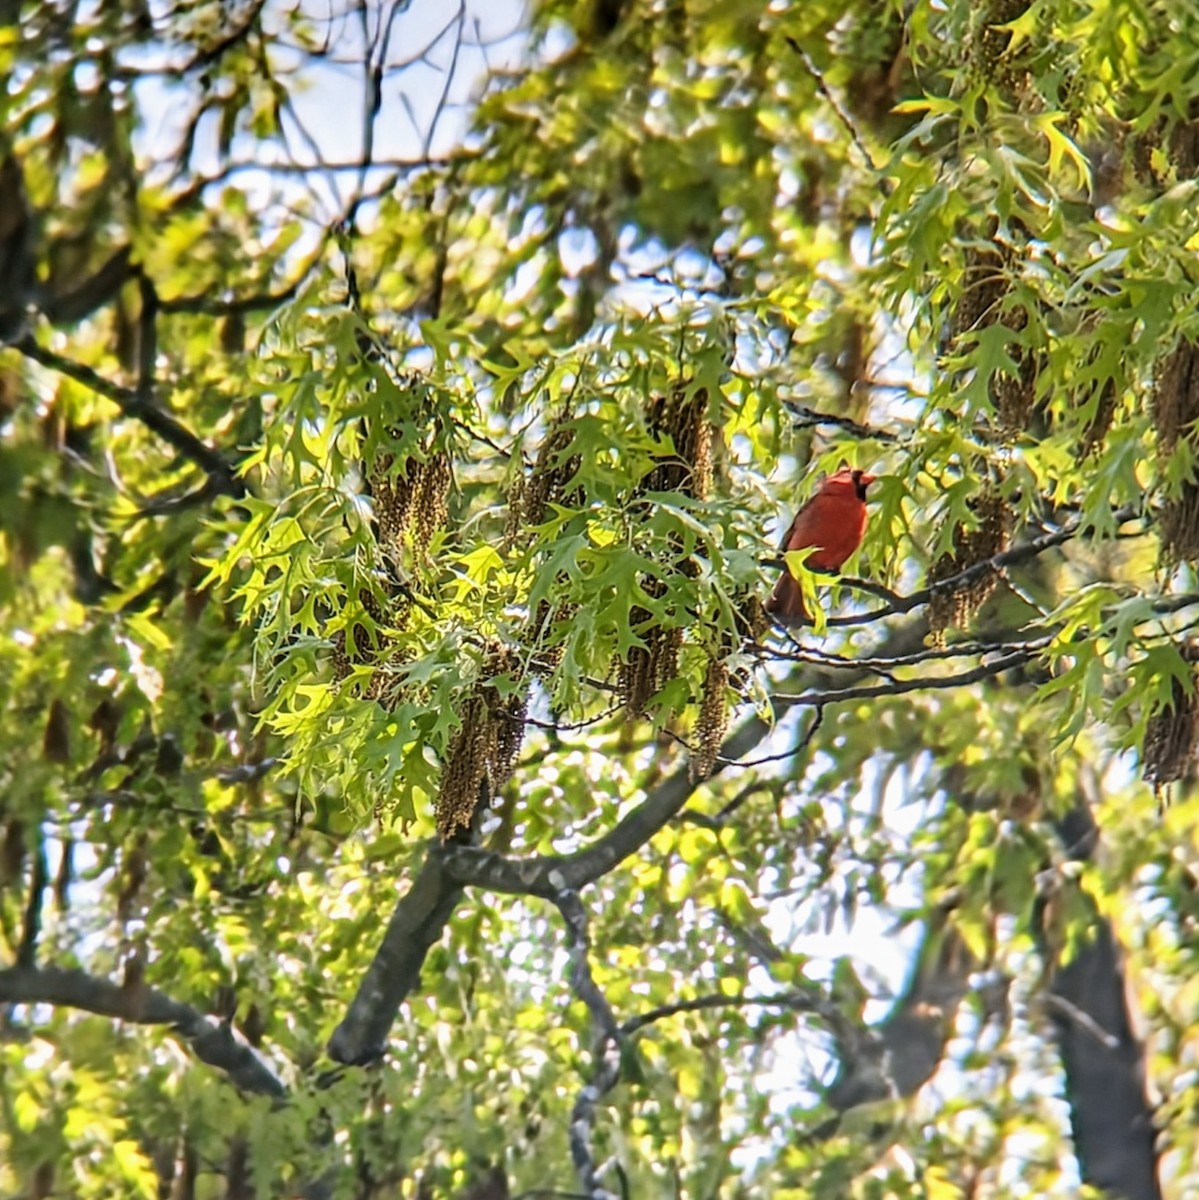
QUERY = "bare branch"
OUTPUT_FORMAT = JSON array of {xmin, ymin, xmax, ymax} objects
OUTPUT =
[
  {"xmin": 555, "ymin": 890, "xmax": 622, "ymax": 1200},
  {"xmin": 782, "ymin": 398, "xmax": 897, "ymax": 442},
  {"xmin": 422, "ymin": 2, "xmax": 467, "ymax": 160},
  {"xmin": 0, "ymin": 965, "xmax": 287, "ymax": 1097},
  {"xmin": 15, "ymin": 337, "xmax": 246, "ymax": 499},
  {"xmin": 786, "ymin": 37, "xmax": 888, "ymax": 195},
  {"xmin": 331, "ymin": 624, "xmax": 933, "ymax": 1063},
  {"xmin": 828, "ymin": 575, "xmax": 906, "ymax": 606},
  {"xmin": 716, "ymin": 705, "xmax": 826, "ymax": 770},
  {"xmin": 766, "ymin": 634, "xmax": 1044, "ymax": 670},
  {"xmin": 768, "ymin": 646, "xmax": 1039, "ymax": 706},
  {"xmin": 826, "ymin": 505, "xmax": 1143, "ymax": 628},
  {"xmin": 620, "ymin": 989, "xmax": 840, "ymax": 1037},
  {"xmin": 327, "ymin": 852, "xmax": 464, "ymax": 1065}
]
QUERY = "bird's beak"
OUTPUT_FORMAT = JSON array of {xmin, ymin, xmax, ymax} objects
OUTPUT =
[{"xmin": 849, "ymin": 470, "xmax": 878, "ymax": 502}]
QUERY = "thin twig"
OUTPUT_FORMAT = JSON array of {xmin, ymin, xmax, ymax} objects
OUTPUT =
[
  {"xmin": 785, "ymin": 37, "xmax": 889, "ymax": 196},
  {"xmin": 620, "ymin": 988, "xmax": 837, "ymax": 1037},
  {"xmin": 512, "ymin": 703, "xmax": 625, "ymax": 734},
  {"xmin": 1042, "ymin": 993, "xmax": 1120, "ymax": 1051},
  {"xmin": 422, "ymin": 2, "xmax": 467, "ymax": 160},
  {"xmin": 770, "ymin": 635, "xmax": 1050, "ymax": 671},
  {"xmin": 825, "ymin": 505, "xmax": 1143, "ymax": 628},
  {"xmin": 717, "ymin": 704, "xmax": 827, "ymax": 769},
  {"xmin": 781, "ymin": 398, "xmax": 896, "ymax": 443},
  {"xmin": 769, "ymin": 649, "xmax": 1035, "ymax": 705}
]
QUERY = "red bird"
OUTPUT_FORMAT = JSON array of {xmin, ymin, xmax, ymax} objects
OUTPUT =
[{"xmin": 765, "ymin": 466, "xmax": 877, "ymax": 626}]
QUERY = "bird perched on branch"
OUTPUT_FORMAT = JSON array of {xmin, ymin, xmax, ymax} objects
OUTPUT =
[{"xmin": 766, "ymin": 466, "xmax": 877, "ymax": 626}]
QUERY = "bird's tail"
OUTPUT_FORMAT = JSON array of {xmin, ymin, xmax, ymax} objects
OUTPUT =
[{"xmin": 765, "ymin": 571, "xmax": 809, "ymax": 626}]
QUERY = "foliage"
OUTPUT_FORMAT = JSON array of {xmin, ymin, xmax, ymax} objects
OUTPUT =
[{"xmin": 0, "ymin": 0, "xmax": 1196, "ymax": 1197}]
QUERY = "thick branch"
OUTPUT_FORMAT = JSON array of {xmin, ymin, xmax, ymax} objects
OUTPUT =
[
  {"xmin": 820, "ymin": 916, "xmax": 976, "ymax": 1125},
  {"xmin": 437, "ymin": 696, "xmax": 792, "ymax": 899},
  {"xmin": 327, "ymin": 853, "xmax": 464, "ymax": 1065},
  {"xmin": 328, "ymin": 721, "xmax": 761, "ymax": 1066},
  {"xmin": 41, "ymin": 245, "xmax": 135, "ymax": 323},
  {"xmin": 0, "ymin": 965, "xmax": 286, "ymax": 1097}
]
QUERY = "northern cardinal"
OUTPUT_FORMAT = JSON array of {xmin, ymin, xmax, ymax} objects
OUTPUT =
[{"xmin": 765, "ymin": 466, "xmax": 877, "ymax": 626}]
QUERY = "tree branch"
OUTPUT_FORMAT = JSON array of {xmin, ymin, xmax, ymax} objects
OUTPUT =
[
  {"xmin": 781, "ymin": 398, "xmax": 898, "ymax": 442},
  {"xmin": 620, "ymin": 989, "xmax": 840, "ymax": 1037},
  {"xmin": 158, "ymin": 281, "xmax": 302, "ymax": 316},
  {"xmin": 41, "ymin": 245, "xmax": 135, "ymax": 323},
  {"xmin": 185, "ymin": 0, "xmax": 266, "ymax": 72},
  {"xmin": 786, "ymin": 37, "xmax": 887, "ymax": 193},
  {"xmin": 15, "ymin": 841, "xmax": 47, "ymax": 969},
  {"xmin": 1042, "ymin": 992, "xmax": 1121, "ymax": 1051},
  {"xmin": 826, "ymin": 506, "xmax": 1143, "ymax": 628},
  {"xmin": 555, "ymin": 890, "xmax": 622, "ymax": 1200},
  {"xmin": 327, "ymin": 714, "xmax": 764, "ymax": 1065},
  {"xmin": 327, "ymin": 852, "xmax": 464, "ymax": 1065},
  {"xmin": 768, "ymin": 646, "xmax": 1040, "ymax": 706},
  {"xmin": 766, "ymin": 633, "xmax": 1046, "ymax": 671},
  {"xmin": 330, "ymin": 624, "xmax": 932, "ymax": 1064},
  {"xmin": 0, "ymin": 965, "xmax": 286, "ymax": 1097},
  {"xmin": 438, "ymin": 632, "xmax": 936, "ymax": 903},
  {"xmin": 14, "ymin": 337, "xmax": 246, "ymax": 498}
]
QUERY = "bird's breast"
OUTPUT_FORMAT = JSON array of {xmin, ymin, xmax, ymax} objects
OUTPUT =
[{"xmin": 787, "ymin": 494, "xmax": 867, "ymax": 571}]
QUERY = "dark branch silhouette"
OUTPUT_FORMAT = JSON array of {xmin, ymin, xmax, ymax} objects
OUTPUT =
[
  {"xmin": 768, "ymin": 646, "xmax": 1039, "ymax": 705},
  {"xmin": 827, "ymin": 504, "xmax": 1144, "ymax": 627},
  {"xmin": 0, "ymin": 965, "xmax": 286, "ymax": 1098},
  {"xmin": 15, "ymin": 337, "xmax": 246, "ymax": 499}
]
